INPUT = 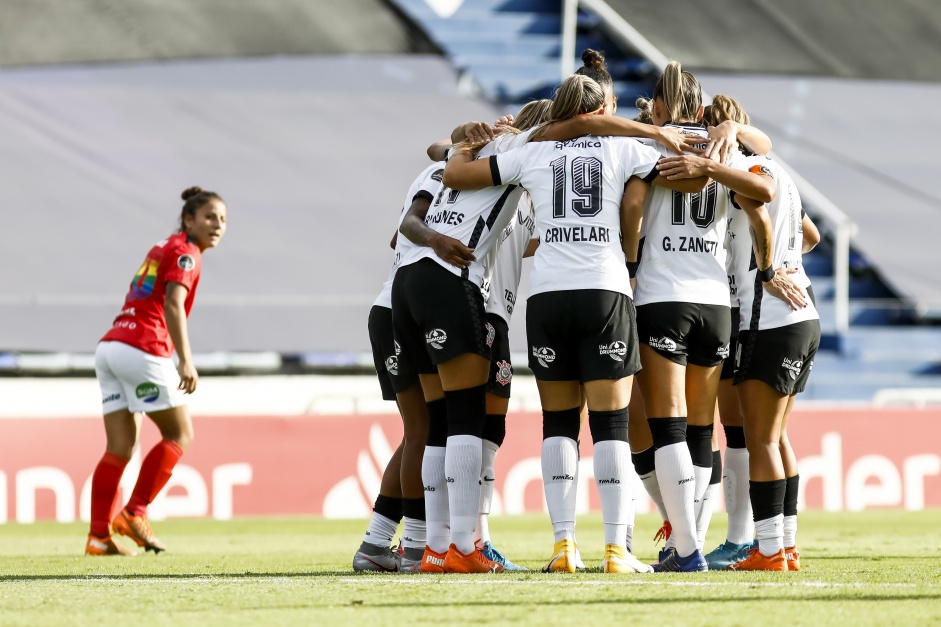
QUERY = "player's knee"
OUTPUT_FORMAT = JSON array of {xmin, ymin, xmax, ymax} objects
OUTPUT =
[{"xmin": 542, "ymin": 407, "xmax": 581, "ymax": 441}]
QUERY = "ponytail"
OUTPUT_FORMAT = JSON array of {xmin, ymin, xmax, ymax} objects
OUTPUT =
[{"xmin": 652, "ymin": 60, "xmax": 702, "ymax": 124}]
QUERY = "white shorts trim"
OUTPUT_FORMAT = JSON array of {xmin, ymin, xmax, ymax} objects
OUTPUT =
[{"xmin": 95, "ymin": 341, "xmax": 186, "ymax": 414}]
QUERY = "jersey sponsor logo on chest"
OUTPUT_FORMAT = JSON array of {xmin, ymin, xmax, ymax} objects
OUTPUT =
[{"xmin": 544, "ymin": 226, "xmax": 609, "ymax": 243}]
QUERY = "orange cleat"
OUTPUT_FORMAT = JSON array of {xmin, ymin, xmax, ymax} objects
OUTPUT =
[
  {"xmin": 419, "ymin": 546, "xmax": 447, "ymax": 573},
  {"xmin": 726, "ymin": 547, "xmax": 788, "ymax": 571},
  {"xmin": 442, "ymin": 544, "xmax": 505, "ymax": 574},
  {"xmin": 85, "ymin": 534, "xmax": 137, "ymax": 556},
  {"xmin": 784, "ymin": 546, "xmax": 801, "ymax": 571},
  {"xmin": 112, "ymin": 509, "xmax": 167, "ymax": 553}
]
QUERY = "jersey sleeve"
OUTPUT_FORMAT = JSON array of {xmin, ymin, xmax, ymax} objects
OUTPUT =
[
  {"xmin": 161, "ymin": 241, "xmax": 201, "ymax": 290},
  {"xmin": 620, "ymin": 139, "xmax": 661, "ymax": 182},
  {"xmin": 492, "ymin": 144, "xmax": 528, "ymax": 186},
  {"xmin": 415, "ymin": 163, "xmax": 445, "ymax": 203}
]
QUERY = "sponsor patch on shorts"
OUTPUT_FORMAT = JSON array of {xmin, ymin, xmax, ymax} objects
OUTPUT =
[
  {"xmin": 135, "ymin": 382, "xmax": 160, "ymax": 403},
  {"xmin": 485, "ymin": 322, "xmax": 495, "ymax": 348},
  {"xmin": 495, "ymin": 360, "xmax": 512, "ymax": 386},
  {"xmin": 649, "ymin": 336, "xmax": 677, "ymax": 352},
  {"xmin": 599, "ymin": 340, "xmax": 627, "ymax": 362},
  {"xmin": 425, "ymin": 329, "xmax": 447, "ymax": 350},
  {"xmin": 781, "ymin": 357, "xmax": 803, "ymax": 380},
  {"xmin": 532, "ymin": 346, "xmax": 556, "ymax": 368}
]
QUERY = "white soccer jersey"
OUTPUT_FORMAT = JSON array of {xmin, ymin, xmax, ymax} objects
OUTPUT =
[
  {"xmin": 730, "ymin": 156, "xmax": 819, "ymax": 331},
  {"xmin": 397, "ymin": 130, "xmax": 536, "ymax": 298},
  {"xmin": 725, "ymin": 191, "xmax": 749, "ymax": 308},
  {"xmin": 373, "ymin": 162, "xmax": 445, "ymax": 309},
  {"xmin": 486, "ymin": 194, "xmax": 536, "ymax": 323},
  {"xmin": 633, "ymin": 124, "xmax": 736, "ymax": 308},
  {"xmin": 492, "ymin": 135, "xmax": 661, "ymax": 297}
]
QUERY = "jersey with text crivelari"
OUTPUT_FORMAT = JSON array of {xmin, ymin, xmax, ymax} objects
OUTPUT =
[
  {"xmin": 396, "ymin": 130, "xmax": 535, "ymax": 299},
  {"xmin": 731, "ymin": 156, "xmax": 819, "ymax": 331},
  {"xmin": 373, "ymin": 162, "xmax": 445, "ymax": 309},
  {"xmin": 633, "ymin": 124, "xmax": 740, "ymax": 308},
  {"xmin": 493, "ymin": 135, "xmax": 660, "ymax": 298}
]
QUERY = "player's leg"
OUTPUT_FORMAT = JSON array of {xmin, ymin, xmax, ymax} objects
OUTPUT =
[
  {"xmin": 696, "ymin": 421, "xmax": 721, "ymax": 551},
  {"xmin": 780, "ymin": 395, "xmax": 801, "ymax": 571},
  {"xmin": 396, "ymin": 383, "xmax": 430, "ymax": 571},
  {"xmin": 685, "ymin": 362, "xmax": 721, "ymax": 550},
  {"xmin": 628, "ymin": 380, "xmax": 673, "ymax": 557},
  {"xmin": 417, "ymin": 375, "xmax": 449, "ymax": 572}
]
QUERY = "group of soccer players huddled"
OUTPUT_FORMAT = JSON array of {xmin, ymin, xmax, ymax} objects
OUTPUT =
[{"xmin": 353, "ymin": 50, "xmax": 820, "ymax": 574}]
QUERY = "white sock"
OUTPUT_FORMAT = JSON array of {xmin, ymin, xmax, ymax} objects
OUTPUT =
[
  {"xmin": 783, "ymin": 514, "xmax": 797, "ymax": 548},
  {"xmin": 692, "ymin": 463, "xmax": 712, "ymax": 526},
  {"xmin": 593, "ymin": 440, "xmax": 631, "ymax": 548},
  {"xmin": 401, "ymin": 517, "xmax": 426, "ymax": 550},
  {"xmin": 654, "ymin": 442, "xmax": 698, "ymax": 557},
  {"xmin": 475, "ymin": 439, "xmax": 499, "ymax": 546},
  {"xmin": 363, "ymin": 512, "xmax": 398, "ymax": 548},
  {"xmin": 445, "ymin": 435, "xmax": 482, "ymax": 554},
  {"xmin": 696, "ymin": 482, "xmax": 720, "ymax": 550},
  {"xmin": 422, "ymin": 445, "xmax": 450, "ymax": 553},
  {"xmin": 724, "ymin": 448, "xmax": 754, "ymax": 544},
  {"xmin": 755, "ymin": 513, "xmax": 784, "ymax": 556},
  {"xmin": 638, "ymin": 470, "xmax": 669, "ymax": 522},
  {"xmin": 542, "ymin": 436, "xmax": 578, "ymax": 543}
]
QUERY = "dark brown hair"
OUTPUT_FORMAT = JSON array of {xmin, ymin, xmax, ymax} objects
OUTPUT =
[
  {"xmin": 574, "ymin": 49, "xmax": 613, "ymax": 90},
  {"xmin": 179, "ymin": 186, "xmax": 223, "ymax": 232}
]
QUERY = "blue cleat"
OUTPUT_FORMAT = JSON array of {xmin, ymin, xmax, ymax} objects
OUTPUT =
[
  {"xmin": 658, "ymin": 546, "xmax": 676, "ymax": 564},
  {"xmin": 480, "ymin": 541, "xmax": 528, "ymax": 571},
  {"xmin": 652, "ymin": 548, "xmax": 708, "ymax": 572},
  {"xmin": 705, "ymin": 541, "xmax": 755, "ymax": 571}
]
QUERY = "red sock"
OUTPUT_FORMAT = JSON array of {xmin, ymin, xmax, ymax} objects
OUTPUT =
[
  {"xmin": 126, "ymin": 439, "xmax": 184, "ymax": 517},
  {"xmin": 90, "ymin": 452, "xmax": 129, "ymax": 537}
]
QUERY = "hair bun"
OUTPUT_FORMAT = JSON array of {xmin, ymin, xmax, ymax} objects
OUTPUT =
[
  {"xmin": 181, "ymin": 186, "xmax": 203, "ymax": 201},
  {"xmin": 581, "ymin": 49, "xmax": 606, "ymax": 69}
]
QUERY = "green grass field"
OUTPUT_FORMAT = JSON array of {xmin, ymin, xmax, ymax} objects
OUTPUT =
[{"xmin": 1, "ymin": 511, "xmax": 939, "ymax": 626}]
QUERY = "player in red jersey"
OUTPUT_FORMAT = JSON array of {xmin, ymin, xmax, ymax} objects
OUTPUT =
[{"xmin": 85, "ymin": 186, "xmax": 227, "ymax": 556}]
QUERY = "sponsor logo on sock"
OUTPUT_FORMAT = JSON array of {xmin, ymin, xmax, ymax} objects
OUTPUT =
[
  {"xmin": 781, "ymin": 357, "xmax": 803, "ymax": 380},
  {"xmin": 551, "ymin": 474, "xmax": 574, "ymax": 481},
  {"xmin": 424, "ymin": 485, "xmax": 435, "ymax": 492},
  {"xmin": 678, "ymin": 476, "xmax": 695, "ymax": 485},
  {"xmin": 483, "ymin": 475, "xmax": 494, "ymax": 482},
  {"xmin": 426, "ymin": 329, "xmax": 448, "ymax": 350},
  {"xmin": 446, "ymin": 476, "xmax": 455, "ymax": 483},
  {"xmin": 649, "ymin": 336, "xmax": 677, "ymax": 352},
  {"xmin": 597, "ymin": 477, "xmax": 621, "ymax": 485},
  {"xmin": 495, "ymin": 360, "xmax": 512, "ymax": 385},
  {"xmin": 599, "ymin": 340, "xmax": 627, "ymax": 362},
  {"xmin": 532, "ymin": 346, "xmax": 556, "ymax": 368}
]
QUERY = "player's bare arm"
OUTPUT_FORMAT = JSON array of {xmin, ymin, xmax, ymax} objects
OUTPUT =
[
  {"xmin": 620, "ymin": 176, "xmax": 651, "ymax": 266},
  {"xmin": 399, "ymin": 196, "xmax": 476, "ymax": 269},
  {"xmin": 532, "ymin": 115, "xmax": 702, "ymax": 156},
  {"xmin": 441, "ymin": 151, "xmax": 495, "ymax": 190},
  {"xmin": 704, "ymin": 120, "xmax": 773, "ymax": 161},
  {"xmin": 164, "ymin": 281, "xmax": 198, "ymax": 393},
  {"xmin": 658, "ymin": 155, "xmax": 776, "ymax": 203},
  {"xmin": 802, "ymin": 213, "xmax": 821, "ymax": 253}
]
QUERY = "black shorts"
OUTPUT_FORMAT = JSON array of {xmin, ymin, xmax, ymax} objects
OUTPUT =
[
  {"xmin": 368, "ymin": 305, "xmax": 417, "ymax": 401},
  {"xmin": 527, "ymin": 289, "xmax": 641, "ymax": 382},
  {"xmin": 391, "ymin": 259, "xmax": 493, "ymax": 388},
  {"xmin": 486, "ymin": 313, "xmax": 513, "ymax": 398},
  {"xmin": 734, "ymin": 319, "xmax": 821, "ymax": 395},
  {"xmin": 720, "ymin": 307, "xmax": 740, "ymax": 380},
  {"xmin": 636, "ymin": 302, "xmax": 731, "ymax": 367}
]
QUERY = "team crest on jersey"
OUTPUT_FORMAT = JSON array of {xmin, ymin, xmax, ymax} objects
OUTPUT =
[
  {"xmin": 749, "ymin": 164, "xmax": 774, "ymax": 178},
  {"xmin": 426, "ymin": 329, "xmax": 448, "ymax": 350},
  {"xmin": 782, "ymin": 357, "xmax": 803, "ymax": 380},
  {"xmin": 532, "ymin": 346, "xmax": 556, "ymax": 368},
  {"xmin": 717, "ymin": 344, "xmax": 730, "ymax": 360},
  {"xmin": 385, "ymin": 355, "xmax": 399, "ymax": 376},
  {"xmin": 649, "ymin": 336, "xmax": 678, "ymax": 352},
  {"xmin": 485, "ymin": 322, "xmax": 495, "ymax": 348},
  {"xmin": 599, "ymin": 341, "xmax": 628, "ymax": 362},
  {"xmin": 177, "ymin": 254, "xmax": 196, "ymax": 271},
  {"xmin": 495, "ymin": 360, "xmax": 512, "ymax": 386}
]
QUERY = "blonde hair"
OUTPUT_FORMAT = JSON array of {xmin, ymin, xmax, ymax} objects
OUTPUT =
[
  {"xmin": 514, "ymin": 99, "xmax": 552, "ymax": 131},
  {"xmin": 652, "ymin": 60, "xmax": 702, "ymax": 124},
  {"xmin": 547, "ymin": 74, "xmax": 606, "ymax": 123},
  {"xmin": 703, "ymin": 94, "xmax": 750, "ymax": 126}
]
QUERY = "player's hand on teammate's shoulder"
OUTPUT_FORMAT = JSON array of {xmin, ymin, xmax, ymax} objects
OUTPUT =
[
  {"xmin": 428, "ymin": 233, "xmax": 476, "ymax": 270},
  {"xmin": 657, "ymin": 154, "xmax": 713, "ymax": 180},
  {"xmin": 658, "ymin": 127, "xmax": 704, "ymax": 156},
  {"xmin": 703, "ymin": 122, "xmax": 738, "ymax": 163},
  {"xmin": 462, "ymin": 121, "xmax": 496, "ymax": 144}
]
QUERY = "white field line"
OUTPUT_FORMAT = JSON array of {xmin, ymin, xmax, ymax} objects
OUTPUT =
[{"xmin": 9, "ymin": 576, "xmax": 917, "ymax": 589}]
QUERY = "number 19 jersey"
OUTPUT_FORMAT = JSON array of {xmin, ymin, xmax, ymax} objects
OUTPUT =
[{"xmin": 492, "ymin": 135, "xmax": 660, "ymax": 298}]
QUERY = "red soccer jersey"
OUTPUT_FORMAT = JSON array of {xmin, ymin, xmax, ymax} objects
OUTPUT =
[{"xmin": 101, "ymin": 232, "xmax": 202, "ymax": 357}]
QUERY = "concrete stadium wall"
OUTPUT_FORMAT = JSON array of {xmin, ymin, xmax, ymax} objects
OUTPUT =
[{"xmin": 0, "ymin": 377, "xmax": 938, "ymax": 522}]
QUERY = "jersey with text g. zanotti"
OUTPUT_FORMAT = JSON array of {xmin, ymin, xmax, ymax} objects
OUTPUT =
[
  {"xmin": 100, "ymin": 231, "xmax": 202, "ymax": 357},
  {"xmin": 396, "ymin": 129, "xmax": 535, "ymax": 298},
  {"xmin": 730, "ymin": 156, "xmax": 819, "ymax": 331},
  {"xmin": 493, "ymin": 135, "xmax": 660, "ymax": 298},
  {"xmin": 486, "ymin": 193, "xmax": 537, "ymax": 323},
  {"xmin": 373, "ymin": 162, "xmax": 445, "ymax": 309},
  {"xmin": 634, "ymin": 124, "xmax": 739, "ymax": 308}
]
